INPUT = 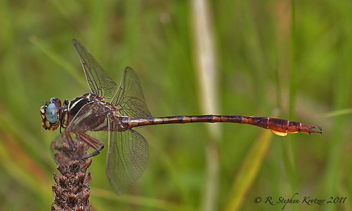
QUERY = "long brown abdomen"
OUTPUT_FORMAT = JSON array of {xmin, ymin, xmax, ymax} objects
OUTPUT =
[{"xmin": 123, "ymin": 115, "xmax": 322, "ymax": 136}]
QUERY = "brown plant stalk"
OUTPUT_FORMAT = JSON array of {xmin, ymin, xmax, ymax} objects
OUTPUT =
[{"xmin": 51, "ymin": 139, "xmax": 92, "ymax": 211}]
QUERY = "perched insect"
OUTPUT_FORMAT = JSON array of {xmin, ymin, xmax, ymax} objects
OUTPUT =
[{"xmin": 40, "ymin": 39, "xmax": 322, "ymax": 195}]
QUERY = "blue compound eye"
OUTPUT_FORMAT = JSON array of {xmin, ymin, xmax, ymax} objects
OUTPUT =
[{"xmin": 46, "ymin": 103, "xmax": 58, "ymax": 123}]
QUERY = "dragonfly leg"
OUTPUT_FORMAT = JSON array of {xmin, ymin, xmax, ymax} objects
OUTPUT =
[
  {"xmin": 75, "ymin": 132, "xmax": 104, "ymax": 159},
  {"xmin": 51, "ymin": 132, "xmax": 76, "ymax": 152}
]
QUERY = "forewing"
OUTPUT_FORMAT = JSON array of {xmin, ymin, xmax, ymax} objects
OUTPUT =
[
  {"xmin": 106, "ymin": 121, "xmax": 149, "ymax": 195},
  {"xmin": 111, "ymin": 67, "xmax": 151, "ymax": 118},
  {"xmin": 72, "ymin": 39, "xmax": 117, "ymax": 99}
]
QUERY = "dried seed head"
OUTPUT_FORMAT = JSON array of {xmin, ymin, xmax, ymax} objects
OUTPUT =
[{"xmin": 51, "ymin": 139, "xmax": 92, "ymax": 211}]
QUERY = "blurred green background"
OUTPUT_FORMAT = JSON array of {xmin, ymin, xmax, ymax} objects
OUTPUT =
[{"xmin": 0, "ymin": 0, "xmax": 351, "ymax": 210}]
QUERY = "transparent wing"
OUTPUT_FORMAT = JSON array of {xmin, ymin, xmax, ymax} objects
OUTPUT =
[
  {"xmin": 67, "ymin": 101, "xmax": 148, "ymax": 195},
  {"xmin": 111, "ymin": 67, "xmax": 151, "ymax": 118},
  {"xmin": 72, "ymin": 39, "xmax": 117, "ymax": 99},
  {"xmin": 106, "ymin": 118, "xmax": 149, "ymax": 195}
]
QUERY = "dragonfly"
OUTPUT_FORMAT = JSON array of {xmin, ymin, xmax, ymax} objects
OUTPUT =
[{"xmin": 40, "ymin": 39, "xmax": 322, "ymax": 195}]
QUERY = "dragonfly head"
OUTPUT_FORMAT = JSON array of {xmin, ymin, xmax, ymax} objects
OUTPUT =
[{"xmin": 40, "ymin": 97, "xmax": 62, "ymax": 131}]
